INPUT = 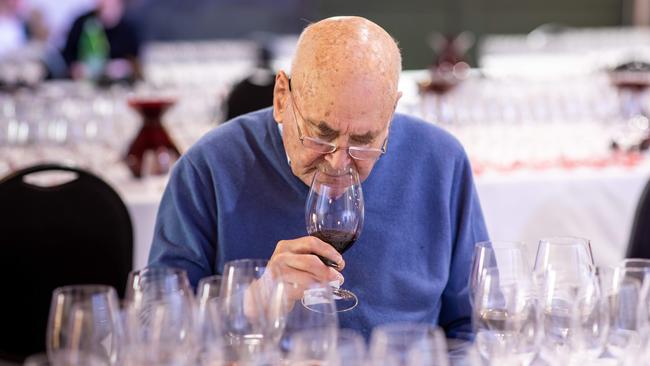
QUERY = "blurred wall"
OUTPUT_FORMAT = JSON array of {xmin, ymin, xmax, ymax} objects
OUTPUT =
[
  {"xmin": 129, "ymin": 0, "xmax": 313, "ymax": 40},
  {"xmin": 316, "ymin": 0, "xmax": 624, "ymax": 69},
  {"xmin": 130, "ymin": 0, "xmax": 624, "ymax": 69}
]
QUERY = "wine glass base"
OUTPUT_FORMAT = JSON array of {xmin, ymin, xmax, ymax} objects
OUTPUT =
[{"xmin": 301, "ymin": 287, "xmax": 358, "ymax": 313}]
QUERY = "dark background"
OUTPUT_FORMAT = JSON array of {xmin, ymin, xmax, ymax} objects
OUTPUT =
[{"xmin": 125, "ymin": 0, "xmax": 626, "ymax": 69}]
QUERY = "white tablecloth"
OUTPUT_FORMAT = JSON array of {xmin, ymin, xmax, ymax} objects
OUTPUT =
[
  {"xmin": 476, "ymin": 164, "xmax": 650, "ymax": 266},
  {"xmin": 117, "ymin": 160, "xmax": 650, "ymax": 270}
]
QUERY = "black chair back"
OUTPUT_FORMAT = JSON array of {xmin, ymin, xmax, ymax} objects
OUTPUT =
[
  {"xmin": 0, "ymin": 164, "xmax": 133, "ymax": 361},
  {"xmin": 627, "ymin": 178, "xmax": 650, "ymax": 259}
]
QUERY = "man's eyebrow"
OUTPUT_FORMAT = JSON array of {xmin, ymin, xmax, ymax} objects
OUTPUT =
[
  {"xmin": 350, "ymin": 131, "xmax": 379, "ymax": 144},
  {"xmin": 306, "ymin": 119, "xmax": 379, "ymax": 143},
  {"xmin": 304, "ymin": 118, "xmax": 339, "ymax": 138}
]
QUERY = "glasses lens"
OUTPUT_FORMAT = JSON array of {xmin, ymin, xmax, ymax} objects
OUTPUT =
[
  {"xmin": 349, "ymin": 147, "xmax": 383, "ymax": 161},
  {"xmin": 302, "ymin": 137, "xmax": 336, "ymax": 154}
]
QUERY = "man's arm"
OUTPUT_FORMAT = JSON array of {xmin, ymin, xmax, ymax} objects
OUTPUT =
[
  {"xmin": 439, "ymin": 153, "xmax": 489, "ymax": 340},
  {"xmin": 148, "ymin": 155, "xmax": 218, "ymax": 287}
]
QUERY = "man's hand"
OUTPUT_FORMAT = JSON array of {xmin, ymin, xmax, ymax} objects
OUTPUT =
[
  {"xmin": 267, "ymin": 236, "xmax": 345, "ymax": 301},
  {"xmin": 242, "ymin": 236, "xmax": 345, "ymax": 320}
]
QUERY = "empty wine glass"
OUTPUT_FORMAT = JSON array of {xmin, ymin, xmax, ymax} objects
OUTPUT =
[
  {"xmin": 305, "ymin": 165, "xmax": 364, "ymax": 312},
  {"xmin": 472, "ymin": 268, "xmax": 539, "ymax": 366},
  {"xmin": 196, "ymin": 275, "xmax": 224, "ymax": 365},
  {"xmin": 275, "ymin": 278, "xmax": 339, "ymax": 361},
  {"xmin": 123, "ymin": 266, "xmax": 197, "ymax": 365},
  {"xmin": 219, "ymin": 259, "xmax": 287, "ymax": 363},
  {"xmin": 369, "ymin": 322, "xmax": 449, "ymax": 366},
  {"xmin": 469, "ymin": 241, "xmax": 530, "ymax": 307},
  {"xmin": 46, "ymin": 285, "xmax": 123, "ymax": 365},
  {"xmin": 606, "ymin": 264, "xmax": 650, "ymax": 364},
  {"xmin": 538, "ymin": 267, "xmax": 606, "ymax": 364},
  {"xmin": 288, "ymin": 328, "xmax": 366, "ymax": 366}
]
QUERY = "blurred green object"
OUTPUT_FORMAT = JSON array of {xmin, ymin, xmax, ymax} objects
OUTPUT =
[{"xmin": 78, "ymin": 17, "xmax": 110, "ymax": 81}]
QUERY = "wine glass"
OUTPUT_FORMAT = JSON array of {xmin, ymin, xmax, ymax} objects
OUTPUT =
[
  {"xmin": 46, "ymin": 285, "xmax": 123, "ymax": 365},
  {"xmin": 305, "ymin": 165, "xmax": 363, "ymax": 312},
  {"xmin": 469, "ymin": 241, "xmax": 530, "ymax": 307},
  {"xmin": 196, "ymin": 275, "xmax": 224, "ymax": 365},
  {"xmin": 368, "ymin": 322, "xmax": 449, "ymax": 366},
  {"xmin": 472, "ymin": 268, "xmax": 539, "ymax": 366},
  {"xmin": 538, "ymin": 267, "xmax": 606, "ymax": 364},
  {"xmin": 122, "ymin": 266, "xmax": 197, "ymax": 365},
  {"xmin": 274, "ymin": 278, "xmax": 339, "ymax": 360},
  {"xmin": 288, "ymin": 328, "xmax": 366, "ymax": 366},
  {"xmin": 605, "ymin": 264, "xmax": 650, "ymax": 364},
  {"xmin": 219, "ymin": 259, "xmax": 287, "ymax": 363}
]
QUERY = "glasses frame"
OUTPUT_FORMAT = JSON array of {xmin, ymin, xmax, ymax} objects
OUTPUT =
[{"xmin": 287, "ymin": 77, "xmax": 389, "ymax": 161}]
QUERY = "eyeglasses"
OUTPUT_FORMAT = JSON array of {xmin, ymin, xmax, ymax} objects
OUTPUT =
[{"xmin": 288, "ymin": 78, "xmax": 388, "ymax": 161}]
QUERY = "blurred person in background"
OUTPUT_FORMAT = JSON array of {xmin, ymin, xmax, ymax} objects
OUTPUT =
[
  {"xmin": 225, "ymin": 43, "xmax": 276, "ymax": 120},
  {"xmin": 27, "ymin": 0, "xmax": 95, "ymax": 48},
  {"xmin": 0, "ymin": 0, "xmax": 47, "ymax": 56},
  {"xmin": 61, "ymin": 0, "xmax": 141, "ymax": 82}
]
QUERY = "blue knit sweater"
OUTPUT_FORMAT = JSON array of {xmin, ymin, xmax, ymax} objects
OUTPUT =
[{"xmin": 149, "ymin": 108, "xmax": 489, "ymax": 339}]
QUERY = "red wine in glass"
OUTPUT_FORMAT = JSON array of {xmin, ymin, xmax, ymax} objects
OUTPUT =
[
  {"xmin": 311, "ymin": 229, "xmax": 358, "ymax": 253},
  {"xmin": 310, "ymin": 229, "xmax": 359, "ymax": 268}
]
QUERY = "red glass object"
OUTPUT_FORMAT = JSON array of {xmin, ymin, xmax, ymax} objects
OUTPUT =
[{"xmin": 125, "ymin": 97, "xmax": 180, "ymax": 178}]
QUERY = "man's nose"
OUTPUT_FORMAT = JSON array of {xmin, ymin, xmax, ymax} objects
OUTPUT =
[{"xmin": 324, "ymin": 148, "xmax": 352, "ymax": 172}]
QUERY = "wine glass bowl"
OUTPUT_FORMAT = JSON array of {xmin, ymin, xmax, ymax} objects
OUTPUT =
[
  {"xmin": 305, "ymin": 165, "xmax": 364, "ymax": 312},
  {"xmin": 46, "ymin": 285, "xmax": 123, "ymax": 365},
  {"xmin": 369, "ymin": 322, "xmax": 449, "ymax": 366},
  {"xmin": 469, "ymin": 241, "xmax": 530, "ymax": 308},
  {"xmin": 533, "ymin": 236, "xmax": 595, "ymax": 278},
  {"xmin": 472, "ymin": 268, "xmax": 539, "ymax": 366},
  {"xmin": 122, "ymin": 267, "xmax": 197, "ymax": 365},
  {"xmin": 305, "ymin": 165, "xmax": 364, "ymax": 254}
]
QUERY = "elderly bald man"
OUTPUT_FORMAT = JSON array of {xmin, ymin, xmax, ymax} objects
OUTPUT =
[{"xmin": 149, "ymin": 16, "xmax": 488, "ymax": 339}]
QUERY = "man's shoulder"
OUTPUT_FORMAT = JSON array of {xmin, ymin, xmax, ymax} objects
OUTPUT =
[{"xmin": 181, "ymin": 108, "xmax": 276, "ymax": 168}]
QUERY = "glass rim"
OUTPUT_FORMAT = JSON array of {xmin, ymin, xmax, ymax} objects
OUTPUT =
[
  {"xmin": 620, "ymin": 258, "xmax": 650, "ymax": 268},
  {"xmin": 52, "ymin": 284, "xmax": 117, "ymax": 297},
  {"xmin": 198, "ymin": 274, "xmax": 223, "ymax": 285},
  {"xmin": 475, "ymin": 240, "xmax": 527, "ymax": 249},
  {"xmin": 538, "ymin": 236, "xmax": 591, "ymax": 245},
  {"xmin": 223, "ymin": 258, "xmax": 269, "ymax": 268},
  {"xmin": 370, "ymin": 322, "xmax": 443, "ymax": 337},
  {"xmin": 129, "ymin": 266, "xmax": 189, "ymax": 276}
]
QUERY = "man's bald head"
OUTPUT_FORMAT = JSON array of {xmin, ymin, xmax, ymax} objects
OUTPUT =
[{"xmin": 290, "ymin": 16, "xmax": 402, "ymax": 104}]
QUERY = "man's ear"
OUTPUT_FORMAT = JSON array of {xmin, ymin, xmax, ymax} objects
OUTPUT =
[
  {"xmin": 395, "ymin": 91, "xmax": 403, "ymax": 110},
  {"xmin": 273, "ymin": 71, "xmax": 290, "ymax": 123}
]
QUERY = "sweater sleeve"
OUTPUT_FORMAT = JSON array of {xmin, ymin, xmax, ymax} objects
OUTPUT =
[
  {"xmin": 438, "ymin": 152, "xmax": 489, "ymax": 340},
  {"xmin": 148, "ymin": 155, "xmax": 219, "ymax": 287}
]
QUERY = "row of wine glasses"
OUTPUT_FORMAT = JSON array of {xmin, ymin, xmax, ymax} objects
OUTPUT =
[
  {"xmin": 399, "ymin": 71, "xmax": 648, "ymax": 174},
  {"xmin": 470, "ymin": 237, "xmax": 650, "ymax": 365},
  {"xmin": 41, "ymin": 260, "xmax": 469, "ymax": 366}
]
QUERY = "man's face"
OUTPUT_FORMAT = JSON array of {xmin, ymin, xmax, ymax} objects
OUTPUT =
[{"xmin": 275, "ymin": 72, "xmax": 398, "ymax": 186}]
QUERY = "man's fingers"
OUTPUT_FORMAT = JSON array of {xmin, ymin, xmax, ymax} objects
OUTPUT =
[
  {"xmin": 276, "ymin": 237, "xmax": 345, "ymax": 270},
  {"xmin": 276, "ymin": 253, "xmax": 341, "ymax": 283}
]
